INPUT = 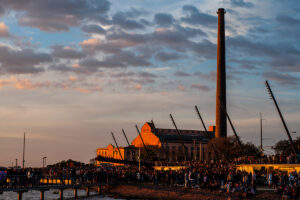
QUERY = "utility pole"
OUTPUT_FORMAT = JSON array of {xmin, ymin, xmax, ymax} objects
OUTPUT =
[
  {"xmin": 15, "ymin": 158, "xmax": 18, "ymax": 168},
  {"xmin": 260, "ymin": 113, "xmax": 264, "ymax": 151},
  {"xmin": 22, "ymin": 132, "xmax": 25, "ymax": 169}
]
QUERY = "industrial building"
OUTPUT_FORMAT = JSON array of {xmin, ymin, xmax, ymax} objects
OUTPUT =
[
  {"xmin": 131, "ymin": 122, "xmax": 215, "ymax": 161},
  {"xmin": 96, "ymin": 122, "xmax": 216, "ymax": 164},
  {"xmin": 96, "ymin": 144, "xmax": 137, "ymax": 166}
]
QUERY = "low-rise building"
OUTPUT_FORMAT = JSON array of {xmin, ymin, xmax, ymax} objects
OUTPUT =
[
  {"xmin": 131, "ymin": 122, "xmax": 215, "ymax": 161},
  {"xmin": 96, "ymin": 144, "xmax": 137, "ymax": 166},
  {"xmin": 96, "ymin": 121, "xmax": 215, "ymax": 164}
]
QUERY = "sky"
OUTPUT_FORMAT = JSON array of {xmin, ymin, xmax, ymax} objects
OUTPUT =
[{"xmin": 0, "ymin": 0, "xmax": 299, "ymax": 167}]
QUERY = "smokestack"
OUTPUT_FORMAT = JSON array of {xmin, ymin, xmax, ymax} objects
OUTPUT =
[{"xmin": 215, "ymin": 8, "xmax": 227, "ymax": 138}]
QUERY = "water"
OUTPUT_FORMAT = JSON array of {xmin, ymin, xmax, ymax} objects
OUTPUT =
[{"xmin": 0, "ymin": 189, "xmax": 124, "ymax": 200}]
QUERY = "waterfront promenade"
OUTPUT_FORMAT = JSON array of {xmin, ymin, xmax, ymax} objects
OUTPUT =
[{"xmin": 1, "ymin": 160, "xmax": 300, "ymax": 199}]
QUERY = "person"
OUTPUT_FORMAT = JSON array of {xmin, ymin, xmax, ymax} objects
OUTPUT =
[
  {"xmin": 252, "ymin": 171, "xmax": 257, "ymax": 187},
  {"xmin": 184, "ymin": 171, "xmax": 188, "ymax": 188},
  {"xmin": 268, "ymin": 172, "xmax": 273, "ymax": 188}
]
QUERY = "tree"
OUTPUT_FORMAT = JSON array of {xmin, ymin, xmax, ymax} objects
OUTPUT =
[
  {"xmin": 273, "ymin": 137, "xmax": 300, "ymax": 155},
  {"xmin": 207, "ymin": 136, "xmax": 260, "ymax": 161}
]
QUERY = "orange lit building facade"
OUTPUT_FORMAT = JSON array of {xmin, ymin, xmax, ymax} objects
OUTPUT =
[
  {"xmin": 131, "ymin": 122, "xmax": 215, "ymax": 161},
  {"xmin": 96, "ymin": 122, "xmax": 215, "ymax": 164},
  {"xmin": 96, "ymin": 144, "xmax": 137, "ymax": 166}
]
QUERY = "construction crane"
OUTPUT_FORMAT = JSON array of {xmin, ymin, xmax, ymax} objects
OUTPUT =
[
  {"xmin": 135, "ymin": 125, "xmax": 151, "ymax": 160},
  {"xmin": 265, "ymin": 80, "xmax": 298, "ymax": 155},
  {"xmin": 218, "ymin": 97, "xmax": 246, "ymax": 156},
  {"xmin": 111, "ymin": 132, "xmax": 124, "ymax": 160},
  {"xmin": 122, "ymin": 129, "xmax": 131, "ymax": 146},
  {"xmin": 169, "ymin": 114, "xmax": 189, "ymax": 161},
  {"xmin": 151, "ymin": 120, "xmax": 168, "ymax": 161},
  {"xmin": 194, "ymin": 105, "xmax": 219, "ymax": 160}
]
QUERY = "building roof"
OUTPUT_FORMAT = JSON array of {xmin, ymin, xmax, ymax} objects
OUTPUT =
[{"xmin": 147, "ymin": 122, "xmax": 214, "ymax": 143}]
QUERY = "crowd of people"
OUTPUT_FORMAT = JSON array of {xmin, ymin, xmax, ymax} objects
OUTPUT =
[{"xmin": 1, "ymin": 160, "xmax": 300, "ymax": 199}]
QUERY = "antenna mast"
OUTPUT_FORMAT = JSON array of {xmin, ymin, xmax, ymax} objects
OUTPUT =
[{"xmin": 22, "ymin": 132, "xmax": 25, "ymax": 169}]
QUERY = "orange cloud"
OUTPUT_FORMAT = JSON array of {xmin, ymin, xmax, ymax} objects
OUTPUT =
[
  {"xmin": 68, "ymin": 75, "xmax": 78, "ymax": 82},
  {"xmin": 135, "ymin": 83, "xmax": 142, "ymax": 90},
  {"xmin": 0, "ymin": 22, "xmax": 9, "ymax": 37},
  {"xmin": 177, "ymin": 85, "xmax": 185, "ymax": 91},
  {"xmin": 15, "ymin": 79, "xmax": 35, "ymax": 90},
  {"xmin": 80, "ymin": 38, "xmax": 101, "ymax": 47}
]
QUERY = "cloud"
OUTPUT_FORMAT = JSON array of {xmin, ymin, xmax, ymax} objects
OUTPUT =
[
  {"xmin": 190, "ymin": 84, "xmax": 210, "ymax": 92},
  {"xmin": 263, "ymin": 71, "xmax": 299, "ymax": 85},
  {"xmin": 139, "ymin": 71, "xmax": 157, "ymax": 78},
  {"xmin": 0, "ymin": 45, "xmax": 51, "ymax": 74},
  {"xmin": 181, "ymin": 5, "xmax": 217, "ymax": 27},
  {"xmin": 194, "ymin": 71, "xmax": 216, "ymax": 81},
  {"xmin": 51, "ymin": 45, "xmax": 86, "ymax": 59},
  {"xmin": 154, "ymin": 13, "xmax": 174, "ymax": 27},
  {"xmin": 0, "ymin": 22, "xmax": 9, "ymax": 37},
  {"xmin": 174, "ymin": 71, "xmax": 191, "ymax": 77},
  {"xmin": 135, "ymin": 83, "xmax": 142, "ymax": 90},
  {"xmin": 77, "ymin": 50, "xmax": 151, "ymax": 70},
  {"xmin": 177, "ymin": 85, "xmax": 185, "ymax": 91},
  {"xmin": 68, "ymin": 75, "xmax": 78, "ymax": 82},
  {"xmin": 81, "ymin": 24, "xmax": 106, "ymax": 35},
  {"xmin": 112, "ymin": 11, "xmax": 145, "ymax": 30},
  {"xmin": 155, "ymin": 51, "xmax": 185, "ymax": 62},
  {"xmin": 0, "ymin": 76, "xmax": 103, "ymax": 93},
  {"xmin": 0, "ymin": 5, "xmax": 4, "ymax": 17},
  {"xmin": 229, "ymin": 0, "xmax": 254, "ymax": 8},
  {"xmin": 276, "ymin": 15, "xmax": 300, "ymax": 28},
  {"xmin": 228, "ymin": 35, "xmax": 300, "ymax": 72},
  {"xmin": 1, "ymin": 0, "xmax": 111, "ymax": 32}
]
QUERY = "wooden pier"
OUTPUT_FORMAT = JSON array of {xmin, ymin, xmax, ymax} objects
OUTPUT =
[{"xmin": 0, "ymin": 183, "xmax": 105, "ymax": 200}]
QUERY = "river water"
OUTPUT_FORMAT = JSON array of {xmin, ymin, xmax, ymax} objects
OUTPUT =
[{"xmin": 0, "ymin": 189, "xmax": 124, "ymax": 200}]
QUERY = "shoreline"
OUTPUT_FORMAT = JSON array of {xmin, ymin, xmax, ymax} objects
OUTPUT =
[{"xmin": 104, "ymin": 183, "xmax": 280, "ymax": 200}]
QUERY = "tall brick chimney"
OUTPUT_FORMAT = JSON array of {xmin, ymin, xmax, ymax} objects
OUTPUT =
[{"xmin": 215, "ymin": 8, "xmax": 227, "ymax": 138}]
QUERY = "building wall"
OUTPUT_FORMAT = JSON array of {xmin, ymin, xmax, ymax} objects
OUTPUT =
[
  {"xmin": 130, "ymin": 123, "xmax": 212, "ymax": 161},
  {"xmin": 131, "ymin": 123, "xmax": 162, "ymax": 147},
  {"xmin": 163, "ymin": 142, "xmax": 210, "ymax": 161},
  {"xmin": 96, "ymin": 144, "xmax": 137, "ymax": 166}
]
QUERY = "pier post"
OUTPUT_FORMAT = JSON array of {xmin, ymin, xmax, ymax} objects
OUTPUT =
[
  {"xmin": 17, "ymin": 192, "xmax": 23, "ymax": 200},
  {"xmin": 59, "ymin": 189, "xmax": 64, "ymax": 200},
  {"xmin": 97, "ymin": 185, "xmax": 102, "ymax": 194},
  {"xmin": 74, "ymin": 188, "xmax": 78, "ymax": 199},
  {"xmin": 86, "ymin": 187, "xmax": 90, "ymax": 197},
  {"xmin": 40, "ymin": 190, "xmax": 45, "ymax": 200}
]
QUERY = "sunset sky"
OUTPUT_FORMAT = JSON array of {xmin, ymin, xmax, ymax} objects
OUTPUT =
[{"xmin": 0, "ymin": 0, "xmax": 299, "ymax": 167}]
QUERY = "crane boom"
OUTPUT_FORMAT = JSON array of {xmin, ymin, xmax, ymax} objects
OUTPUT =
[
  {"xmin": 111, "ymin": 132, "xmax": 124, "ymax": 160},
  {"xmin": 169, "ymin": 114, "xmax": 189, "ymax": 160},
  {"xmin": 265, "ymin": 80, "xmax": 297, "ymax": 155},
  {"xmin": 122, "ymin": 129, "xmax": 131, "ymax": 146},
  {"xmin": 218, "ymin": 98, "xmax": 246, "ymax": 156},
  {"xmin": 194, "ymin": 105, "xmax": 219, "ymax": 160}
]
